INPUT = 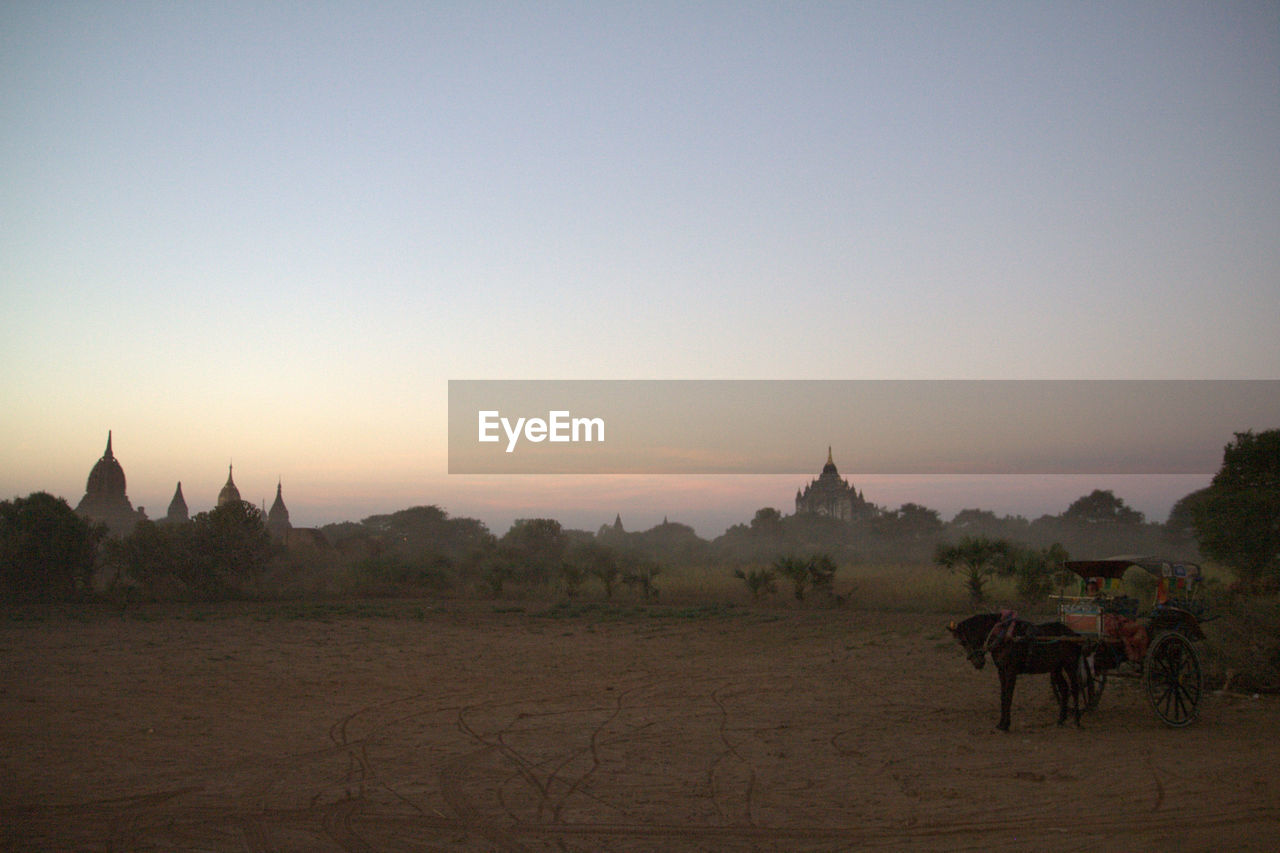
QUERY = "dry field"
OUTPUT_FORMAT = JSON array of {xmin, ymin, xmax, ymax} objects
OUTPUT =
[{"xmin": 2, "ymin": 601, "xmax": 1278, "ymax": 851}]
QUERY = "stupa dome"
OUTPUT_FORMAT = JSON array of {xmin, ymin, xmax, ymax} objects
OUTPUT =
[
  {"xmin": 217, "ymin": 464, "xmax": 242, "ymax": 507},
  {"xmin": 85, "ymin": 431, "xmax": 127, "ymax": 499},
  {"xmin": 75, "ymin": 431, "xmax": 142, "ymax": 535}
]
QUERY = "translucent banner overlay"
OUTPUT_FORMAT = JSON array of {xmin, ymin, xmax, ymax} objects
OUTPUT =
[{"xmin": 448, "ymin": 380, "xmax": 1279, "ymax": 475}]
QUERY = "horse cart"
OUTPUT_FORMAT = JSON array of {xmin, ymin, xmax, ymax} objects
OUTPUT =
[
  {"xmin": 949, "ymin": 556, "xmax": 1208, "ymax": 730},
  {"xmin": 1055, "ymin": 557, "xmax": 1207, "ymax": 727}
]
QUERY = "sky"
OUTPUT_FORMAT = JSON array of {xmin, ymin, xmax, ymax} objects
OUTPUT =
[{"xmin": 2, "ymin": 1, "xmax": 1278, "ymax": 537}]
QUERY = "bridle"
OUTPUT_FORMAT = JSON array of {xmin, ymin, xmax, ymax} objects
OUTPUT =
[{"xmin": 949, "ymin": 619, "xmax": 988, "ymax": 669}]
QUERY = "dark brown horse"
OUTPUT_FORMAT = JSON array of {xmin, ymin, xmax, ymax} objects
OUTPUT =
[{"xmin": 948, "ymin": 612, "xmax": 1083, "ymax": 731}]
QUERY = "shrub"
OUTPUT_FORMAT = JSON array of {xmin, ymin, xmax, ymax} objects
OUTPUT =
[
  {"xmin": 0, "ymin": 492, "xmax": 103, "ymax": 603},
  {"xmin": 934, "ymin": 536, "xmax": 1012, "ymax": 604},
  {"xmin": 1010, "ymin": 543, "xmax": 1068, "ymax": 604},
  {"xmin": 1193, "ymin": 430, "xmax": 1280, "ymax": 591},
  {"xmin": 732, "ymin": 567, "xmax": 778, "ymax": 601},
  {"xmin": 771, "ymin": 554, "xmax": 838, "ymax": 602},
  {"xmin": 557, "ymin": 563, "xmax": 586, "ymax": 598},
  {"xmin": 347, "ymin": 555, "xmax": 452, "ymax": 596},
  {"xmin": 621, "ymin": 557, "xmax": 661, "ymax": 601},
  {"xmin": 1207, "ymin": 597, "xmax": 1280, "ymax": 693}
]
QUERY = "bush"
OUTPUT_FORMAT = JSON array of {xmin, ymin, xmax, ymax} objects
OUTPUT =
[
  {"xmin": 1010, "ymin": 543, "xmax": 1068, "ymax": 604},
  {"xmin": 1193, "ymin": 430, "xmax": 1280, "ymax": 591},
  {"xmin": 104, "ymin": 502, "xmax": 275, "ymax": 601},
  {"xmin": 732, "ymin": 567, "xmax": 778, "ymax": 601},
  {"xmin": 346, "ymin": 555, "xmax": 452, "ymax": 597},
  {"xmin": 566, "ymin": 538, "xmax": 620, "ymax": 598},
  {"xmin": 1, "ymin": 492, "xmax": 103, "ymax": 603},
  {"xmin": 771, "ymin": 554, "xmax": 838, "ymax": 602},
  {"xmin": 934, "ymin": 536, "xmax": 1012, "ymax": 603},
  {"xmin": 557, "ymin": 563, "xmax": 586, "ymax": 598},
  {"xmin": 621, "ymin": 557, "xmax": 662, "ymax": 601},
  {"xmin": 1206, "ymin": 597, "xmax": 1280, "ymax": 693}
]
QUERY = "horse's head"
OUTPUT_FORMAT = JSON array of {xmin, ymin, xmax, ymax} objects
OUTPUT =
[{"xmin": 948, "ymin": 615, "xmax": 995, "ymax": 670}]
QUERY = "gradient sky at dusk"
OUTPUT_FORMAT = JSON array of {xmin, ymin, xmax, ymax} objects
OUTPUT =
[{"xmin": 3, "ymin": 2, "xmax": 1278, "ymax": 536}]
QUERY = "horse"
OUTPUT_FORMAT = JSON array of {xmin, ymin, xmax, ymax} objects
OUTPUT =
[{"xmin": 948, "ymin": 612, "xmax": 1083, "ymax": 732}]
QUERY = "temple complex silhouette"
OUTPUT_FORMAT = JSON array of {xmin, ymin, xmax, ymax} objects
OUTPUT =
[
  {"xmin": 794, "ymin": 447, "xmax": 875, "ymax": 521},
  {"xmin": 75, "ymin": 431, "xmax": 295, "ymax": 539}
]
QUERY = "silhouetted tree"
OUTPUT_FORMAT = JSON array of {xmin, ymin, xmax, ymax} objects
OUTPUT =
[
  {"xmin": 361, "ymin": 505, "xmax": 495, "ymax": 574},
  {"xmin": 948, "ymin": 508, "xmax": 1031, "ymax": 541},
  {"xmin": 1162, "ymin": 486, "xmax": 1212, "ymax": 555},
  {"xmin": 184, "ymin": 501, "xmax": 273, "ymax": 599},
  {"xmin": 774, "ymin": 556, "xmax": 811, "ymax": 601},
  {"xmin": 632, "ymin": 519, "xmax": 708, "ymax": 566},
  {"xmin": 935, "ymin": 535, "xmax": 1013, "ymax": 603},
  {"xmin": 1010, "ymin": 542, "xmax": 1069, "ymax": 603},
  {"xmin": 772, "ymin": 553, "xmax": 837, "ymax": 601},
  {"xmin": 950, "ymin": 508, "xmax": 1000, "ymax": 532},
  {"xmin": 0, "ymin": 492, "xmax": 103, "ymax": 602},
  {"xmin": 877, "ymin": 503, "xmax": 945, "ymax": 540},
  {"xmin": 750, "ymin": 507, "xmax": 784, "ymax": 535},
  {"xmin": 1166, "ymin": 487, "xmax": 1211, "ymax": 540},
  {"xmin": 620, "ymin": 554, "xmax": 661, "ymax": 600},
  {"xmin": 733, "ymin": 567, "xmax": 778, "ymax": 601},
  {"xmin": 568, "ymin": 538, "xmax": 620, "ymax": 598},
  {"xmin": 500, "ymin": 518, "xmax": 567, "ymax": 585},
  {"xmin": 1062, "ymin": 489, "xmax": 1144, "ymax": 526},
  {"xmin": 808, "ymin": 553, "xmax": 837, "ymax": 597},
  {"xmin": 102, "ymin": 517, "xmax": 185, "ymax": 597},
  {"xmin": 479, "ymin": 555, "xmax": 514, "ymax": 597},
  {"xmin": 1194, "ymin": 429, "xmax": 1280, "ymax": 590}
]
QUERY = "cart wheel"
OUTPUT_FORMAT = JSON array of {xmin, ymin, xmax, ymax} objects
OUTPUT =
[{"xmin": 1144, "ymin": 631, "xmax": 1202, "ymax": 727}]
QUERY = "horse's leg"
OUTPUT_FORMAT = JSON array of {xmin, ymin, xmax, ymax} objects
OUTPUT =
[
  {"xmin": 1066, "ymin": 656, "xmax": 1082, "ymax": 727},
  {"xmin": 1052, "ymin": 667, "xmax": 1069, "ymax": 725},
  {"xmin": 997, "ymin": 665, "xmax": 1014, "ymax": 731}
]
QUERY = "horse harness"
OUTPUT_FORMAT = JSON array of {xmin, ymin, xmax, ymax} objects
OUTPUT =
[{"xmin": 982, "ymin": 610, "xmax": 1029, "ymax": 657}]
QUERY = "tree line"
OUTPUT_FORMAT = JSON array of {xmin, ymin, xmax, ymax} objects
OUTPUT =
[{"xmin": 3, "ymin": 429, "xmax": 1277, "ymax": 603}]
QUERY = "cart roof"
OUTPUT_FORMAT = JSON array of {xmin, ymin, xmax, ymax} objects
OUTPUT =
[{"xmin": 1063, "ymin": 556, "xmax": 1202, "ymax": 580}]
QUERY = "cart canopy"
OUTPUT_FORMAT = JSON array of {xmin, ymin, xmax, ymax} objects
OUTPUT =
[{"xmin": 1063, "ymin": 556, "xmax": 1202, "ymax": 581}]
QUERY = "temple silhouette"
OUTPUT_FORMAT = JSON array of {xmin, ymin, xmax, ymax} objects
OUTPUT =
[
  {"xmin": 794, "ymin": 447, "xmax": 875, "ymax": 521},
  {"xmin": 74, "ymin": 431, "xmax": 147, "ymax": 535},
  {"xmin": 75, "ymin": 432, "xmax": 296, "ymax": 540}
]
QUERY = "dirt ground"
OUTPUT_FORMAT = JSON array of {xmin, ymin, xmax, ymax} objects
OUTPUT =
[{"xmin": 1, "ymin": 602, "xmax": 1278, "ymax": 852}]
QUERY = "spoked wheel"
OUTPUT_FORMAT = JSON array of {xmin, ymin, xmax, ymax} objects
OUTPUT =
[{"xmin": 1144, "ymin": 631, "xmax": 1202, "ymax": 727}]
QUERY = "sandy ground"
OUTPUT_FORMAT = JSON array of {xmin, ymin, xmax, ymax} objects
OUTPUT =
[{"xmin": 1, "ymin": 602, "xmax": 1277, "ymax": 852}]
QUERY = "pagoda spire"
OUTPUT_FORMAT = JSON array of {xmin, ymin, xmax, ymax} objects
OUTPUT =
[
  {"xmin": 166, "ymin": 481, "xmax": 189, "ymax": 523},
  {"xmin": 827, "ymin": 445, "xmax": 833, "ymax": 466},
  {"xmin": 217, "ymin": 461, "xmax": 242, "ymax": 508},
  {"xmin": 267, "ymin": 477, "xmax": 291, "ymax": 534},
  {"xmin": 105, "ymin": 430, "xmax": 114, "ymax": 458}
]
